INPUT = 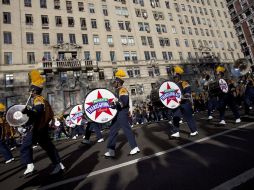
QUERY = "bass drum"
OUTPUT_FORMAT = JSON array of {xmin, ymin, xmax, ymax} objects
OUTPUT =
[
  {"xmin": 65, "ymin": 116, "xmax": 76, "ymax": 128},
  {"xmin": 158, "ymin": 81, "xmax": 182, "ymax": 109},
  {"xmin": 83, "ymin": 88, "xmax": 117, "ymax": 123},
  {"xmin": 208, "ymin": 79, "xmax": 228, "ymax": 97}
]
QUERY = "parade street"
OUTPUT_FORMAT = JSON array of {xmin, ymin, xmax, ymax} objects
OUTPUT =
[{"xmin": 1, "ymin": 111, "xmax": 254, "ymax": 190}]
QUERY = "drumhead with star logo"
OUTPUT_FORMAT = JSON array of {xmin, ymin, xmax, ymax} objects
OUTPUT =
[
  {"xmin": 69, "ymin": 104, "xmax": 83, "ymax": 125},
  {"xmin": 219, "ymin": 79, "xmax": 228, "ymax": 93},
  {"xmin": 159, "ymin": 81, "xmax": 182, "ymax": 109},
  {"xmin": 65, "ymin": 115, "xmax": 76, "ymax": 128},
  {"xmin": 84, "ymin": 89, "xmax": 117, "ymax": 123}
]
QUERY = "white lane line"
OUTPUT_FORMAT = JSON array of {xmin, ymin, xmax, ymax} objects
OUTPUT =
[
  {"xmin": 211, "ymin": 167, "xmax": 254, "ymax": 190},
  {"xmin": 39, "ymin": 122, "xmax": 254, "ymax": 190}
]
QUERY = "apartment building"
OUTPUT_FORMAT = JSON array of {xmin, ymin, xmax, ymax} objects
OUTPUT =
[
  {"xmin": 0, "ymin": 0, "xmax": 243, "ymax": 112},
  {"xmin": 227, "ymin": 0, "xmax": 254, "ymax": 63}
]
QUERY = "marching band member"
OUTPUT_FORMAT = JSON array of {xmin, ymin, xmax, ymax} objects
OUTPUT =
[
  {"xmin": 21, "ymin": 70, "xmax": 65, "ymax": 176},
  {"xmin": 82, "ymin": 121, "xmax": 104, "ymax": 144},
  {"xmin": 216, "ymin": 66, "xmax": 241, "ymax": 125},
  {"xmin": 0, "ymin": 103, "xmax": 15, "ymax": 164},
  {"xmin": 244, "ymin": 77, "xmax": 254, "ymax": 115},
  {"xmin": 203, "ymin": 73, "xmax": 217, "ymax": 120},
  {"xmin": 104, "ymin": 69, "xmax": 140, "ymax": 157},
  {"xmin": 170, "ymin": 66, "xmax": 198, "ymax": 138}
]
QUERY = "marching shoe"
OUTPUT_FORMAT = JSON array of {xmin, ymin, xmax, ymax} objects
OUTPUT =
[
  {"xmin": 104, "ymin": 149, "xmax": 115, "ymax": 157},
  {"xmin": 130, "ymin": 147, "xmax": 140, "ymax": 155},
  {"xmin": 179, "ymin": 120, "xmax": 183, "ymax": 124},
  {"xmin": 170, "ymin": 132, "xmax": 180, "ymax": 138},
  {"xmin": 168, "ymin": 120, "xmax": 172, "ymax": 124},
  {"xmin": 5, "ymin": 158, "xmax": 14, "ymax": 164},
  {"xmin": 235, "ymin": 118, "xmax": 241, "ymax": 123},
  {"xmin": 81, "ymin": 139, "xmax": 92, "ymax": 144},
  {"xmin": 208, "ymin": 116, "xmax": 213, "ymax": 120},
  {"xmin": 50, "ymin": 162, "xmax": 65, "ymax": 175},
  {"xmin": 72, "ymin": 136, "xmax": 77, "ymax": 140},
  {"xmin": 249, "ymin": 107, "xmax": 252, "ymax": 110},
  {"xmin": 24, "ymin": 163, "xmax": 35, "ymax": 176},
  {"xmin": 97, "ymin": 138, "xmax": 104, "ymax": 143},
  {"xmin": 190, "ymin": 131, "xmax": 198, "ymax": 136},
  {"xmin": 219, "ymin": 120, "xmax": 226, "ymax": 125}
]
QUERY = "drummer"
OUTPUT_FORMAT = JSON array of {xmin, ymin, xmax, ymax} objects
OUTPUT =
[
  {"xmin": 216, "ymin": 66, "xmax": 241, "ymax": 125},
  {"xmin": 104, "ymin": 69, "xmax": 140, "ymax": 157},
  {"xmin": 170, "ymin": 66, "xmax": 198, "ymax": 138},
  {"xmin": 0, "ymin": 103, "xmax": 15, "ymax": 164}
]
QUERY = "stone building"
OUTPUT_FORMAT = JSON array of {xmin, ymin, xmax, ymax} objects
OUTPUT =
[
  {"xmin": 227, "ymin": 0, "xmax": 254, "ymax": 63},
  {"xmin": 0, "ymin": 0, "xmax": 243, "ymax": 113}
]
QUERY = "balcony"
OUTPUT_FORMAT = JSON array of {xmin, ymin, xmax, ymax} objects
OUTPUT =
[{"xmin": 41, "ymin": 60, "xmax": 96, "ymax": 71}]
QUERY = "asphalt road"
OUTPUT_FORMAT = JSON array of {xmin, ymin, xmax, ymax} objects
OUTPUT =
[{"xmin": 1, "ymin": 111, "xmax": 254, "ymax": 190}]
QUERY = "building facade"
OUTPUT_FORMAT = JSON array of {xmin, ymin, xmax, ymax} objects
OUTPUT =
[
  {"xmin": 0, "ymin": 0, "xmax": 243, "ymax": 113},
  {"xmin": 227, "ymin": 0, "xmax": 254, "ymax": 63}
]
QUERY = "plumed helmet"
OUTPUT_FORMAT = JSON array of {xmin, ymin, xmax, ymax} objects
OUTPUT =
[
  {"xmin": 114, "ymin": 69, "xmax": 126, "ymax": 84},
  {"xmin": 0, "ymin": 103, "xmax": 6, "ymax": 112}
]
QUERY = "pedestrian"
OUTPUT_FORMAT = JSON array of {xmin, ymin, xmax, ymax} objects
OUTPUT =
[{"xmin": 104, "ymin": 69, "xmax": 140, "ymax": 157}]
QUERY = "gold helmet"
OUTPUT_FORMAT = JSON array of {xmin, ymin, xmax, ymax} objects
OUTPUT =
[
  {"xmin": 0, "ymin": 103, "xmax": 6, "ymax": 112},
  {"xmin": 114, "ymin": 69, "xmax": 127, "ymax": 84}
]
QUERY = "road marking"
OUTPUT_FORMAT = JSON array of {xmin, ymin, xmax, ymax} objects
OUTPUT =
[
  {"xmin": 39, "ymin": 122, "xmax": 254, "ymax": 190},
  {"xmin": 211, "ymin": 167, "xmax": 254, "ymax": 190}
]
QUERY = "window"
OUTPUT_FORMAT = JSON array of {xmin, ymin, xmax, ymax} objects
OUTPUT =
[
  {"xmin": 172, "ymin": 26, "xmax": 177, "ymax": 34},
  {"xmin": 4, "ymin": 32, "xmax": 12, "ymax": 44},
  {"xmin": 184, "ymin": 39, "xmax": 189, "ymax": 47},
  {"xmin": 57, "ymin": 33, "xmax": 63, "ymax": 44},
  {"xmin": 128, "ymin": 36, "xmax": 135, "ymax": 46},
  {"xmin": 47, "ymin": 93, "xmax": 55, "ymax": 106},
  {"xmin": 124, "ymin": 51, "xmax": 130, "ymax": 61},
  {"xmin": 168, "ymin": 13, "xmax": 173, "ymax": 21},
  {"xmin": 151, "ymin": 51, "xmax": 156, "ymax": 58},
  {"xmin": 5, "ymin": 74, "xmax": 14, "ymax": 87},
  {"xmin": 144, "ymin": 51, "xmax": 150, "ymax": 60},
  {"xmin": 105, "ymin": 20, "xmax": 111, "ymax": 31},
  {"xmin": 42, "ymin": 33, "xmax": 50, "ymax": 44},
  {"xmin": 27, "ymin": 52, "xmax": 35, "ymax": 64},
  {"xmin": 110, "ymin": 51, "xmax": 115, "ymax": 61},
  {"xmin": 54, "ymin": 0, "xmax": 60, "ymax": 9},
  {"xmin": 147, "ymin": 37, "xmax": 153, "ymax": 46},
  {"xmin": 148, "ymin": 67, "xmax": 154, "ymax": 77},
  {"xmin": 175, "ymin": 38, "xmax": 180, "ymax": 47},
  {"xmin": 69, "ymin": 34, "xmax": 76, "ymax": 43},
  {"xmin": 131, "ymin": 51, "xmax": 138, "ymax": 60},
  {"xmin": 84, "ymin": 51, "xmax": 90, "ymax": 60},
  {"xmin": 179, "ymin": 52, "xmax": 183, "ymax": 60},
  {"xmin": 93, "ymin": 35, "xmax": 100, "ymax": 45},
  {"xmin": 2, "ymin": 0, "xmax": 10, "ymax": 5},
  {"xmin": 78, "ymin": 2, "xmax": 84, "ymax": 11},
  {"xmin": 68, "ymin": 17, "xmax": 74, "ymax": 27},
  {"xmin": 89, "ymin": 3, "xmax": 95, "ymax": 13},
  {"xmin": 41, "ymin": 15, "xmax": 49, "ymax": 26},
  {"xmin": 24, "ymin": 0, "xmax": 31, "ymax": 7},
  {"xmin": 66, "ymin": 1, "xmax": 72, "ymax": 12},
  {"xmin": 40, "ymin": 0, "xmax": 47, "ymax": 8},
  {"xmin": 141, "ymin": 36, "xmax": 147, "ymax": 45},
  {"xmin": 43, "ymin": 52, "xmax": 51, "ymax": 60},
  {"xmin": 4, "ymin": 52, "xmax": 12, "ymax": 64},
  {"xmin": 26, "ymin": 32, "xmax": 34, "ymax": 44},
  {"xmin": 121, "ymin": 35, "xmax": 127, "ymax": 45},
  {"xmin": 96, "ymin": 51, "xmax": 101, "ymax": 61},
  {"xmin": 107, "ymin": 35, "xmax": 113, "ymax": 45},
  {"xmin": 3, "ymin": 12, "xmax": 11, "ymax": 24},
  {"xmin": 80, "ymin": 18, "xmax": 87, "ymax": 29},
  {"xmin": 55, "ymin": 16, "xmax": 62, "ymax": 26},
  {"xmin": 25, "ymin": 14, "xmax": 33, "ymax": 25},
  {"xmin": 102, "ymin": 5, "xmax": 108, "ymax": 16},
  {"xmin": 91, "ymin": 19, "xmax": 97, "ymax": 28},
  {"xmin": 82, "ymin": 34, "xmax": 88, "ymax": 44}
]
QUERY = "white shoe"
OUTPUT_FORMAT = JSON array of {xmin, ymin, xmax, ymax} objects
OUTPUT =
[
  {"xmin": 5, "ymin": 158, "xmax": 14, "ymax": 164},
  {"xmin": 208, "ymin": 116, "xmax": 213, "ymax": 120},
  {"xmin": 179, "ymin": 120, "xmax": 183, "ymax": 124},
  {"xmin": 81, "ymin": 139, "xmax": 91, "ymax": 144},
  {"xmin": 97, "ymin": 138, "xmax": 104, "ymax": 143},
  {"xmin": 249, "ymin": 107, "xmax": 252, "ymax": 110},
  {"xmin": 219, "ymin": 120, "xmax": 226, "ymax": 125},
  {"xmin": 50, "ymin": 162, "xmax": 65, "ymax": 175},
  {"xmin": 130, "ymin": 147, "xmax": 140, "ymax": 155},
  {"xmin": 235, "ymin": 118, "xmax": 241, "ymax": 123},
  {"xmin": 190, "ymin": 131, "xmax": 198, "ymax": 136},
  {"xmin": 83, "ymin": 136, "xmax": 86, "ymax": 139},
  {"xmin": 24, "ymin": 163, "xmax": 35, "ymax": 175},
  {"xmin": 10, "ymin": 146, "xmax": 16, "ymax": 151},
  {"xmin": 170, "ymin": 132, "xmax": 180, "ymax": 138},
  {"xmin": 32, "ymin": 145, "xmax": 38, "ymax": 149},
  {"xmin": 104, "ymin": 149, "xmax": 115, "ymax": 157},
  {"xmin": 168, "ymin": 120, "xmax": 172, "ymax": 124},
  {"xmin": 72, "ymin": 136, "xmax": 77, "ymax": 140},
  {"xmin": 130, "ymin": 125, "xmax": 134, "ymax": 128}
]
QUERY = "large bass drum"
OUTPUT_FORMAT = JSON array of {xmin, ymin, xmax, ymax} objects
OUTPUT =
[
  {"xmin": 83, "ymin": 88, "xmax": 117, "ymax": 123},
  {"xmin": 69, "ymin": 104, "xmax": 83, "ymax": 125},
  {"xmin": 159, "ymin": 81, "xmax": 182, "ymax": 109},
  {"xmin": 208, "ymin": 79, "xmax": 228, "ymax": 97}
]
